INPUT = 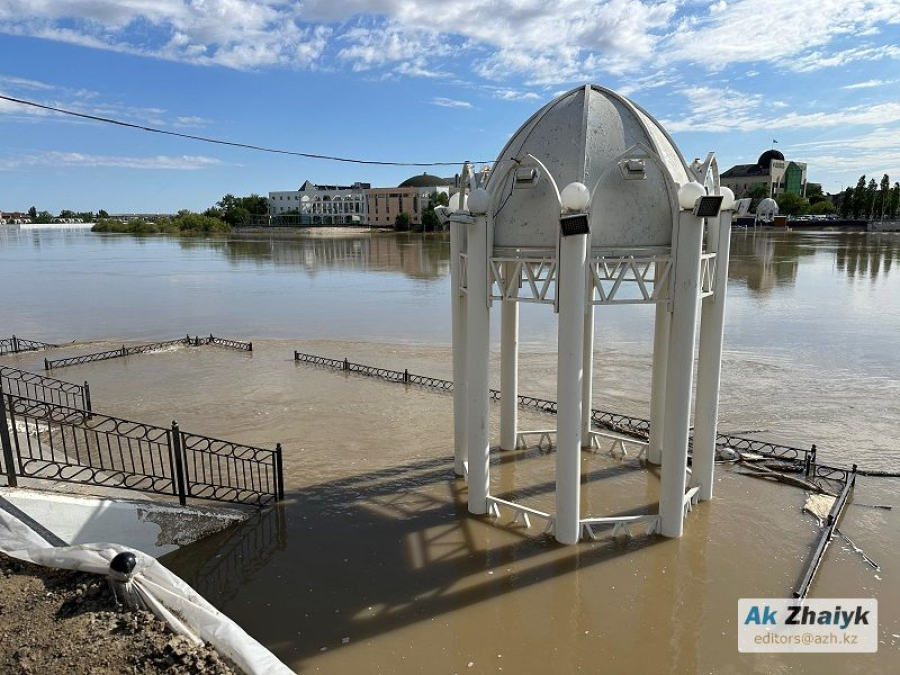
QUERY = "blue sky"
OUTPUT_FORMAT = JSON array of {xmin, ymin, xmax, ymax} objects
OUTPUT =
[{"xmin": 1, "ymin": 0, "xmax": 899, "ymax": 213}]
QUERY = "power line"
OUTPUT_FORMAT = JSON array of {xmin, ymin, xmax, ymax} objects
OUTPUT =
[{"xmin": 0, "ymin": 94, "xmax": 490, "ymax": 167}]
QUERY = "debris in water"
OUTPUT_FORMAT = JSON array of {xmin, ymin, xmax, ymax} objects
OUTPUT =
[{"xmin": 803, "ymin": 493, "xmax": 836, "ymax": 522}]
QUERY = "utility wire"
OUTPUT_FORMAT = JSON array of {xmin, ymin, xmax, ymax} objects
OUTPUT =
[{"xmin": 0, "ymin": 94, "xmax": 490, "ymax": 167}]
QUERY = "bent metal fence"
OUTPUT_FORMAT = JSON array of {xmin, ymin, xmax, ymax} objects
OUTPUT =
[
  {"xmin": 0, "ymin": 336, "xmax": 60, "ymax": 356},
  {"xmin": 44, "ymin": 334, "xmax": 253, "ymax": 370},
  {"xmin": 0, "ymin": 393, "xmax": 283, "ymax": 507},
  {"xmin": 1, "ymin": 365, "xmax": 92, "ymax": 412},
  {"xmin": 292, "ymin": 350, "xmax": 859, "ymax": 482}
]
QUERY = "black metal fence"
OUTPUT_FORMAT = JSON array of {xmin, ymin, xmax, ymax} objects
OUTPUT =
[
  {"xmin": 0, "ymin": 393, "xmax": 283, "ymax": 507},
  {"xmin": 45, "ymin": 334, "xmax": 252, "ymax": 370},
  {"xmin": 0, "ymin": 336, "xmax": 60, "ymax": 356},
  {"xmin": 292, "ymin": 350, "xmax": 861, "ymax": 481},
  {"xmin": 793, "ymin": 466, "xmax": 857, "ymax": 599},
  {"xmin": 1, "ymin": 366, "xmax": 92, "ymax": 412}
]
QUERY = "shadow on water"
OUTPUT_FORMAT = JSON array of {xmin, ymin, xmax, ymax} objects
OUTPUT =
[{"xmin": 164, "ymin": 453, "xmax": 665, "ymax": 666}]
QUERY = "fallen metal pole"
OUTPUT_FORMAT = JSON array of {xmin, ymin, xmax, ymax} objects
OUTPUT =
[{"xmin": 793, "ymin": 465, "xmax": 857, "ymax": 600}]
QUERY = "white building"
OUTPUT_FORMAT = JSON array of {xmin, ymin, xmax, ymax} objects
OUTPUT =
[{"xmin": 268, "ymin": 180, "xmax": 369, "ymax": 225}]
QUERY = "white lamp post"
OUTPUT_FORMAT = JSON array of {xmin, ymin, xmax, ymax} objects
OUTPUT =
[
  {"xmin": 693, "ymin": 186, "xmax": 734, "ymax": 501},
  {"xmin": 465, "ymin": 188, "xmax": 492, "ymax": 514},
  {"xmin": 555, "ymin": 182, "xmax": 591, "ymax": 544}
]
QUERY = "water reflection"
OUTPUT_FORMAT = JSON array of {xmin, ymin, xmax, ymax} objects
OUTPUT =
[
  {"xmin": 835, "ymin": 233, "xmax": 900, "ymax": 280},
  {"xmin": 728, "ymin": 231, "xmax": 814, "ymax": 294},
  {"xmin": 180, "ymin": 232, "xmax": 452, "ymax": 280},
  {"xmin": 728, "ymin": 230, "xmax": 900, "ymax": 293}
]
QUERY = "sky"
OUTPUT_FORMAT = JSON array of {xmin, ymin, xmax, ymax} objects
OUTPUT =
[{"xmin": 1, "ymin": 0, "xmax": 899, "ymax": 213}]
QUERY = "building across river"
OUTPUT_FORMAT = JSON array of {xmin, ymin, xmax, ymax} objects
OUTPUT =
[
  {"xmin": 268, "ymin": 174, "xmax": 457, "ymax": 226},
  {"xmin": 720, "ymin": 150, "xmax": 807, "ymax": 199}
]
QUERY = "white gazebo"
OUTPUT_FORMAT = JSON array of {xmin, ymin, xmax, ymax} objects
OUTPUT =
[{"xmin": 449, "ymin": 85, "xmax": 736, "ymax": 544}]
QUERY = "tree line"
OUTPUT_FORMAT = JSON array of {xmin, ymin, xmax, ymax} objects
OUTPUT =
[{"xmin": 838, "ymin": 175, "xmax": 900, "ymax": 220}]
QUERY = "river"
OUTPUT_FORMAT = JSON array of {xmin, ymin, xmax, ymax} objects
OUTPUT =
[{"xmin": 1, "ymin": 226, "xmax": 898, "ymax": 673}]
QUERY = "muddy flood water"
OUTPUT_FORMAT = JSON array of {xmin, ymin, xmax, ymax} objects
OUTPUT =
[{"xmin": 2, "ymin": 227, "xmax": 899, "ymax": 673}]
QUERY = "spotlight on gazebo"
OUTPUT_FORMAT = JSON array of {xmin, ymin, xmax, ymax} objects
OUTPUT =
[{"xmin": 448, "ymin": 85, "xmax": 735, "ymax": 544}]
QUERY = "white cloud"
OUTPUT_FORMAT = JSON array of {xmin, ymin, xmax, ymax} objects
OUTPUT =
[
  {"xmin": 662, "ymin": 86, "xmax": 900, "ymax": 133},
  {"xmin": 430, "ymin": 97, "xmax": 473, "ymax": 109},
  {"xmin": 1, "ymin": 0, "xmax": 899, "ymax": 90},
  {"xmin": 0, "ymin": 1, "xmax": 330, "ymax": 70},
  {"xmin": 4, "ymin": 151, "xmax": 225, "ymax": 170},
  {"xmin": 842, "ymin": 78, "xmax": 896, "ymax": 90}
]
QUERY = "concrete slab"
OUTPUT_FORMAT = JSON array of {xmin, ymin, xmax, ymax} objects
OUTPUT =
[{"xmin": 0, "ymin": 487, "xmax": 246, "ymax": 557}]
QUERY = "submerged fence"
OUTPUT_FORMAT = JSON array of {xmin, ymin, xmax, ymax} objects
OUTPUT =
[
  {"xmin": 293, "ymin": 350, "xmax": 858, "ymax": 482},
  {"xmin": 1, "ymin": 366, "xmax": 92, "ymax": 412},
  {"xmin": 45, "ymin": 334, "xmax": 253, "ymax": 370},
  {"xmin": 0, "ymin": 393, "xmax": 283, "ymax": 507},
  {"xmin": 0, "ymin": 336, "xmax": 59, "ymax": 356},
  {"xmin": 794, "ymin": 466, "xmax": 857, "ymax": 599}
]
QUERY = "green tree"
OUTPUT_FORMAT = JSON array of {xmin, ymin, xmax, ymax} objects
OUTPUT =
[
  {"xmin": 851, "ymin": 175, "xmax": 868, "ymax": 218},
  {"xmin": 27, "ymin": 206, "xmax": 37, "ymax": 218},
  {"xmin": 746, "ymin": 183, "xmax": 769, "ymax": 211},
  {"xmin": 35, "ymin": 210, "xmax": 53, "ymax": 224},
  {"xmin": 866, "ymin": 178, "xmax": 878, "ymax": 219},
  {"xmin": 394, "ymin": 211, "xmax": 411, "ymax": 232},
  {"xmin": 840, "ymin": 187, "xmax": 854, "ymax": 219},
  {"xmin": 419, "ymin": 191, "xmax": 450, "ymax": 232},
  {"xmin": 809, "ymin": 200, "xmax": 835, "ymax": 215},
  {"xmin": 889, "ymin": 182, "xmax": 900, "ymax": 218},
  {"xmin": 214, "ymin": 193, "xmax": 269, "ymax": 226},
  {"xmin": 97, "ymin": 209, "xmax": 109, "ymax": 219},
  {"xmin": 806, "ymin": 183, "xmax": 824, "ymax": 203},
  {"xmin": 59, "ymin": 209, "xmax": 76, "ymax": 218},
  {"xmin": 775, "ymin": 192, "xmax": 810, "ymax": 216},
  {"xmin": 878, "ymin": 173, "xmax": 891, "ymax": 218}
]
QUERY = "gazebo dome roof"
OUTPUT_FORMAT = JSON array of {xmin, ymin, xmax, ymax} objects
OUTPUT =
[{"xmin": 487, "ymin": 84, "xmax": 693, "ymax": 250}]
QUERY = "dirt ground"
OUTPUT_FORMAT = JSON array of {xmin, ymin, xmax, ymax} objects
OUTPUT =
[{"xmin": 0, "ymin": 554, "xmax": 239, "ymax": 675}]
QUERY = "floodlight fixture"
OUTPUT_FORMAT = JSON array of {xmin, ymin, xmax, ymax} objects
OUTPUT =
[
  {"xmin": 514, "ymin": 167, "xmax": 540, "ymax": 188},
  {"xmin": 559, "ymin": 214, "xmax": 590, "ymax": 237},
  {"xmin": 692, "ymin": 195, "xmax": 724, "ymax": 218},
  {"xmin": 618, "ymin": 157, "xmax": 647, "ymax": 180}
]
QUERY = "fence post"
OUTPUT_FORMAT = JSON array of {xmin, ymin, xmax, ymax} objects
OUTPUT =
[
  {"xmin": 294, "ymin": 351, "xmax": 299, "ymax": 361},
  {"xmin": 83, "ymin": 381, "xmax": 93, "ymax": 416},
  {"xmin": 404, "ymin": 368, "xmax": 409, "ymax": 384},
  {"xmin": 170, "ymin": 421, "xmax": 187, "ymax": 506},
  {"xmin": 0, "ymin": 395, "xmax": 19, "ymax": 487},
  {"xmin": 11, "ymin": 336, "xmax": 18, "ymax": 353},
  {"xmin": 809, "ymin": 444, "xmax": 817, "ymax": 477},
  {"xmin": 275, "ymin": 443, "xmax": 285, "ymax": 501},
  {"xmin": 248, "ymin": 342, "xmax": 253, "ymax": 352},
  {"xmin": 44, "ymin": 357, "xmax": 50, "ymax": 371},
  {"xmin": 343, "ymin": 358, "xmax": 349, "ymax": 371},
  {"xmin": 121, "ymin": 345, "xmax": 127, "ymax": 358}
]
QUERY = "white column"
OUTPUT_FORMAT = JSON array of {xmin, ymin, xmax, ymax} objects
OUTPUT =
[
  {"xmin": 555, "ymin": 231, "xmax": 588, "ymax": 545},
  {"xmin": 648, "ymin": 288, "xmax": 670, "ymax": 465},
  {"xmin": 500, "ymin": 261, "xmax": 519, "ymax": 450},
  {"xmin": 466, "ymin": 214, "xmax": 491, "ymax": 514},
  {"xmin": 450, "ymin": 218, "xmax": 468, "ymax": 476},
  {"xmin": 693, "ymin": 211, "xmax": 733, "ymax": 501},
  {"xmin": 659, "ymin": 211, "xmax": 704, "ymax": 538},
  {"xmin": 580, "ymin": 302, "xmax": 595, "ymax": 447}
]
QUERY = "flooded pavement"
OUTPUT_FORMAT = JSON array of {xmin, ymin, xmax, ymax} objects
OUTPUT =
[
  {"xmin": 7, "ymin": 341, "xmax": 898, "ymax": 674},
  {"xmin": 2, "ymin": 227, "xmax": 899, "ymax": 672}
]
